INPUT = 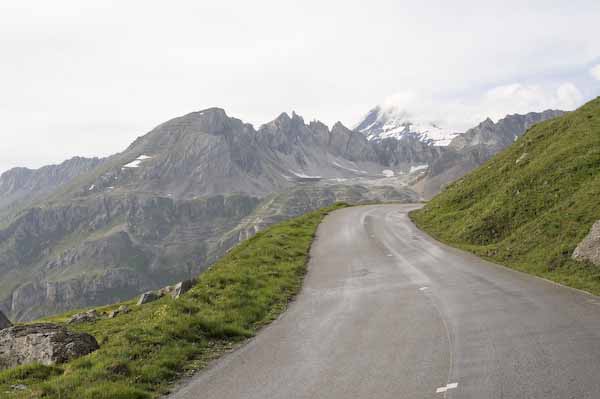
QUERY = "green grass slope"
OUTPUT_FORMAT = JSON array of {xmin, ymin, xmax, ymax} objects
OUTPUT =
[
  {"xmin": 0, "ymin": 203, "xmax": 347, "ymax": 399},
  {"xmin": 411, "ymin": 97, "xmax": 600, "ymax": 294}
]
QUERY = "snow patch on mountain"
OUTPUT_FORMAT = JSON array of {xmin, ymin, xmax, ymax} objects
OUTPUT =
[
  {"xmin": 355, "ymin": 106, "xmax": 461, "ymax": 146},
  {"xmin": 123, "ymin": 155, "xmax": 152, "ymax": 169},
  {"xmin": 409, "ymin": 164, "xmax": 429, "ymax": 173},
  {"xmin": 289, "ymin": 170, "xmax": 322, "ymax": 179}
]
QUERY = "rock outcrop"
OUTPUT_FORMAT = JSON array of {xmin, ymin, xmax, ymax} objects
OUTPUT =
[
  {"xmin": 0, "ymin": 311, "xmax": 11, "ymax": 330},
  {"xmin": 172, "ymin": 280, "xmax": 196, "ymax": 299},
  {"xmin": 573, "ymin": 221, "xmax": 600, "ymax": 265},
  {"xmin": 68, "ymin": 309, "xmax": 99, "ymax": 324},
  {"xmin": 137, "ymin": 291, "xmax": 159, "ymax": 305},
  {"xmin": 0, "ymin": 324, "xmax": 99, "ymax": 370},
  {"xmin": 108, "ymin": 305, "xmax": 130, "ymax": 318}
]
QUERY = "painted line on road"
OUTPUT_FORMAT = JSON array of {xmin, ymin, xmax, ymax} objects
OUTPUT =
[
  {"xmin": 419, "ymin": 286, "xmax": 429, "ymax": 291},
  {"xmin": 436, "ymin": 382, "xmax": 458, "ymax": 393}
]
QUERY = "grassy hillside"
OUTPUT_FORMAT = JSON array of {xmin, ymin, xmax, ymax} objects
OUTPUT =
[
  {"xmin": 0, "ymin": 203, "xmax": 347, "ymax": 399},
  {"xmin": 411, "ymin": 97, "xmax": 600, "ymax": 295}
]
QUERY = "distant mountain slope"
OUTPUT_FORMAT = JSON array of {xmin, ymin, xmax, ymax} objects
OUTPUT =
[
  {"xmin": 411, "ymin": 97, "xmax": 600, "ymax": 294},
  {"xmin": 0, "ymin": 157, "xmax": 104, "ymax": 217},
  {"xmin": 416, "ymin": 110, "xmax": 565, "ymax": 198}
]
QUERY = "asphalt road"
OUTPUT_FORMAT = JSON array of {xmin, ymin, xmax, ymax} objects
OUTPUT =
[{"xmin": 169, "ymin": 204, "xmax": 600, "ymax": 399}]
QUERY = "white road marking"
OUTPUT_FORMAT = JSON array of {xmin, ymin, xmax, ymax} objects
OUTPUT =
[
  {"xmin": 386, "ymin": 254, "xmax": 393, "ymax": 257},
  {"xmin": 419, "ymin": 287, "xmax": 429, "ymax": 291},
  {"xmin": 436, "ymin": 382, "xmax": 459, "ymax": 393}
]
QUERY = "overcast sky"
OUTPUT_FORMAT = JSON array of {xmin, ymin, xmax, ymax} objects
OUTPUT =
[{"xmin": 1, "ymin": 0, "xmax": 600, "ymax": 173}]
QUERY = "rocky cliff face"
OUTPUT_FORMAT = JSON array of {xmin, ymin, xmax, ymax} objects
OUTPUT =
[{"xmin": 0, "ymin": 192, "xmax": 260, "ymax": 321}]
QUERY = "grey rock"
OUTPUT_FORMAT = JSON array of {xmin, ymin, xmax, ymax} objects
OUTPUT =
[
  {"xmin": 158, "ymin": 285, "xmax": 175, "ymax": 297},
  {"xmin": 0, "ymin": 323, "xmax": 99, "ymax": 370},
  {"xmin": 172, "ymin": 280, "xmax": 196, "ymax": 299},
  {"xmin": 137, "ymin": 291, "xmax": 159, "ymax": 305},
  {"xmin": 0, "ymin": 311, "xmax": 11, "ymax": 330},
  {"xmin": 67, "ymin": 309, "xmax": 99, "ymax": 324},
  {"xmin": 573, "ymin": 221, "xmax": 600, "ymax": 265},
  {"xmin": 108, "ymin": 305, "xmax": 130, "ymax": 319}
]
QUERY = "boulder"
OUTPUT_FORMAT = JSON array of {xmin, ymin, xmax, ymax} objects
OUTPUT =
[
  {"xmin": 0, "ymin": 311, "xmax": 12, "ymax": 330},
  {"xmin": 573, "ymin": 220, "xmax": 600, "ymax": 265},
  {"xmin": 137, "ymin": 291, "xmax": 159, "ymax": 305},
  {"xmin": 172, "ymin": 279, "xmax": 196, "ymax": 299},
  {"xmin": 108, "ymin": 305, "xmax": 130, "ymax": 319},
  {"xmin": 158, "ymin": 285, "xmax": 175, "ymax": 297},
  {"xmin": 68, "ymin": 309, "xmax": 99, "ymax": 324},
  {"xmin": 0, "ymin": 324, "xmax": 99, "ymax": 370}
]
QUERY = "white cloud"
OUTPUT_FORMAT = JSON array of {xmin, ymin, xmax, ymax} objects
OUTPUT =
[
  {"xmin": 482, "ymin": 82, "xmax": 583, "ymax": 118},
  {"xmin": 379, "ymin": 82, "xmax": 585, "ymax": 133},
  {"xmin": 591, "ymin": 64, "xmax": 600, "ymax": 80},
  {"xmin": 1, "ymin": 0, "xmax": 600, "ymax": 172},
  {"xmin": 556, "ymin": 83, "xmax": 584, "ymax": 109}
]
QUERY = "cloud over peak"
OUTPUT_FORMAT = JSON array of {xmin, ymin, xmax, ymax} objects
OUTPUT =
[
  {"xmin": 378, "ymin": 81, "xmax": 584, "ymax": 133},
  {"xmin": 591, "ymin": 64, "xmax": 600, "ymax": 81}
]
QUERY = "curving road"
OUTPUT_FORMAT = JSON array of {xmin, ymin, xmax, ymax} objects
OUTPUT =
[{"xmin": 169, "ymin": 204, "xmax": 600, "ymax": 399}]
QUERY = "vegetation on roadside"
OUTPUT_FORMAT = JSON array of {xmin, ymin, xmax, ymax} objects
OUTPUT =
[
  {"xmin": 411, "ymin": 97, "xmax": 600, "ymax": 295},
  {"xmin": 0, "ymin": 203, "xmax": 348, "ymax": 399}
]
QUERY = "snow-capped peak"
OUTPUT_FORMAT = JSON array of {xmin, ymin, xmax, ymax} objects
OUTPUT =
[{"xmin": 355, "ymin": 105, "xmax": 462, "ymax": 146}]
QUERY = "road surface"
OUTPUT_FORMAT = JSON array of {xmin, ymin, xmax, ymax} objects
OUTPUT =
[{"xmin": 169, "ymin": 204, "xmax": 600, "ymax": 398}]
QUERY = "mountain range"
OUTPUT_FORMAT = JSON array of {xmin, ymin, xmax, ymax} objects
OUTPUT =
[{"xmin": 0, "ymin": 105, "xmax": 563, "ymax": 320}]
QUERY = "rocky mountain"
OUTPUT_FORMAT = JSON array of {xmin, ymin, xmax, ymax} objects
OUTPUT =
[
  {"xmin": 0, "ymin": 157, "xmax": 104, "ymax": 218},
  {"xmin": 0, "ymin": 105, "xmax": 565, "ymax": 321},
  {"xmin": 416, "ymin": 110, "xmax": 565, "ymax": 198},
  {"xmin": 0, "ymin": 108, "xmax": 418, "ymax": 321},
  {"xmin": 356, "ymin": 105, "xmax": 461, "ymax": 146}
]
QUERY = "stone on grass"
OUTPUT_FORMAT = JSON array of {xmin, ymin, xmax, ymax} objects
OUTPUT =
[
  {"xmin": 108, "ymin": 305, "xmax": 130, "ymax": 319},
  {"xmin": 0, "ymin": 311, "xmax": 12, "ymax": 330},
  {"xmin": 172, "ymin": 279, "xmax": 196, "ymax": 299},
  {"xmin": 0, "ymin": 324, "xmax": 99, "ymax": 370},
  {"xmin": 573, "ymin": 220, "xmax": 600, "ymax": 266},
  {"xmin": 137, "ymin": 291, "xmax": 159, "ymax": 305},
  {"xmin": 158, "ymin": 285, "xmax": 175, "ymax": 297},
  {"xmin": 67, "ymin": 309, "xmax": 99, "ymax": 324}
]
